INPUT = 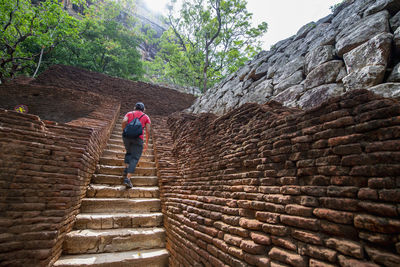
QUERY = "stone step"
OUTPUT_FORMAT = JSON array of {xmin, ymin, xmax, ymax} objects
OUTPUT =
[
  {"xmin": 63, "ymin": 228, "xmax": 166, "ymax": 254},
  {"xmin": 54, "ymin": 248, "xmax": 168, "ymax": 267},
  {"xmin": 101, "ymin": 150, "xmax": 155, "ymax": 160},
  {"xmin": 97, "ymin": 165, "xmax": 156, "ymax": 176},
  {"xmin": 102, "ymin": 148, "xmax": 155, "ymax": 157},
  {"xmin": 106, "ymin": 144, "xmax": 154, "ymax": 152},
  {"xmin": 99, "ymin": 157, "xmax": 155, "ymax": 168},
  {"xmin": 74, "ymin": 212, "xmax": 163, "ymax": 230},
  {"xmin": 92, "ymin": 174, "xmax": 158, "ymax": 186},
  {"xmin": 87, "ymin": 184, "xmax": 159, "ymax": 198},
  {"xmin": 109, "ymin": 137, "xmax": 153, "ymax": 144},
  {"xmin": 80, "ymin": 198, "xmax": 161, "ymax": 213}
]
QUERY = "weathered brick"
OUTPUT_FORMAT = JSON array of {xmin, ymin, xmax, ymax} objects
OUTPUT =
[
  {"xmin": 313, "ymin": 208, "xmax": 354, "ymax": 224},
  {"xmin": 319, "ymin": 197, "xmax": 359, "ymax": 212},
  {"xmin": 249, "ymin": 231, "xmax": 271, "ymax": 245},
  {"xmin": 300, "ymin": 186, "xmax": 326, "ymax": 196},
  {"xmin": 358, "ymin": 231, "xmax": 396, "ymax": 246},
  {"xmin": 326, "ymin": 237, "xmax": 364, "ymax": 259},
  {"xmin": 239, "ymin": 218, "xmax": 263, "ymax": 230},
  {"xmin": 379, "ymin": 189, "xmax": 400, "ymax": 202},
  {"xmin": 243, "ymin": 253, "xmax": 270, "ymax": 267},
  {"xmin": 223, "ymin": 234, "xmax": 242, "ymax": 247},
  {"xmin": 320, "ymin": 220, "xmax": 358, "ymax": 238},
  {"xmin": 268, "ymin": 247, "xmax": 307, "ymax": 267},
  {"xmin": 354, "ymin": 214, "xmax": 400, "ymax": 234},
  {"xmin": 262, "ymin": 223, "xmax": 288, "ymax": 236},
  {"xmin": 240, "ymin": 239, "xmax": 267, "ymax": 254},
  {"xmin": 358, "ymin": 188, "xmax": 378, "ymax": 200},
  {"xmin": 358, "ymin": 201, "xmax": 398, "ymax": 217},
  {"xmin": 337, "ymin": 255, "xmax": 379, "ymax": 267},
  {"xmin": 309, "ymin": 258, "xmax": 336, "ymax": 267},
  {"xmin": 285, "ymin": 204, "xmax": 313, "ymax": 217},
  {"xmin": 328, "ymin": 134, "xmax": 364, "ymax": 147},
  {"xmin": 298, "ymin": 243, "xmax": 337, "ymax": 262},
  {"xmin": 365, "ymin": 246, "xmax": 400, "ymax": 267},
  {"xmin": 291, "ymin": 229, "xmax": 323, "ymax": 245},
  {"xmin": 280, "ymin": 215, "xmax": 319, "ymax": 231},
  {"xmin": 300, "ymin": 196, "xmax": 319, "ymax": 207},
  {"xmin": 255, "ymin": 211, "xmax": 280, "ymax": 224},
  {"xmin": 271, "ymin": 235, "xmax": 297, "ymax": 251}
]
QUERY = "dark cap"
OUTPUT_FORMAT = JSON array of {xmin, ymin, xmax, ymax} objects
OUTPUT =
[{"xmin": 135, "ymin": 102, "xmax": 145, "ymax": 111}]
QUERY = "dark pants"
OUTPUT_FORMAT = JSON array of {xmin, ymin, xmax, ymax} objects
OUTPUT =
[{"xmin": 123, "ymin": 137, "xmax": 143, "ymax": 174}]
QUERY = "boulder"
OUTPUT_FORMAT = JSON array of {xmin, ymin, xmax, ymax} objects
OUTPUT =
[
  {"xmin": 343, "ymin": 65, "xmax": 386, "ymax": 90},
  {"xmin": 306, "ymin": 23, "xmax": 337, "ymax": 52},
  {"xmin": 272, "ymin": 85, "xmax": 305, "ymax": 108},
  {"xmin": 364, "ymin": 0, "xmax": 400, "ymax": 17},
  {"xmin": 294, "ymin": 22, "xmax": 316, "ymax": 41},
  {"xmin": 274, "ymin": 70, "xmax": 304, "ymax": 94},
  {"xmin": 394, "ymin": 27, "xmax": 400, "ymax": 54},
  {"xmin": 304, "ymin": 60, "xmax": 344, "ymax": 89},
  {"xmin": 297, "ymin": 84, "xmax": 344, "ymax": 110},
  {"xmin": 316, "ymin": 14, "xmax": 333, "ymax": 24},
  {"xmin": 305, "ymin": 45, "xmax": 335, "ymax": 74},
  {"xmin": 267, "ymin": 54, "xmax": 289, "ymax": 79},
  {"xmin": 343, "ymin": 32, "xmax": 393, "ymax": 73},
  {"xmin": 238, "ymin": 65, "xmax": 251, "ymax": 81},
  {"xmin": 336, "ymin": 10, "xmax": 390, "ymax": 56},
  {"xmin": 336, "ymin": 67, "xmax": 348, "ymax": 82},
  {"xmin": 390, "ymin": 11, "xmax": 400, "ymax": 31},
  {"xmin": 253, "ymin": 62, "xmax": 270, "ymax": 80},
  {"xmin": 273, "ymin": 56, "xmax": 305, "ymax": 84},
  {"xmin": 337, "ymin": 13, "xmax": 362, "ymax": 32},
  {"xmin": 239, "ymin": 79, "xmax": 273, "ymax": 105},
  {"xmin": 284, "ymin": 39, "xmax": 307, "ymax": 58},
  {"xmin": 368, "ymin": 83, "xmax": 400, "ymax": 98},
  {"xmin": 388, "ymin": 63, "xmax": 400, "ymax": 82}
]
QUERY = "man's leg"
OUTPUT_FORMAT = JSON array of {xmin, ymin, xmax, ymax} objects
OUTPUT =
[
  {"xmin": 126, "ymin": 138, "xmax": 144, "ymax": 180},
  {"xmin": 122, "ymin": 137, "xmax": 134, "ymax": 188}
]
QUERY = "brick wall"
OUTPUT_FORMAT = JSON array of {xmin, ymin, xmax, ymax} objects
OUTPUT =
[
  {"xmin": 0, "ymin": 100, "xmax": 119, "ymax": 266},
  {"xmin": 154, "ymin": 89, "xmax": 400, "ymax": 267}
]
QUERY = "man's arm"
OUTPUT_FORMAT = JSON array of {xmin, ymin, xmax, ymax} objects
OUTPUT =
[
  {"xmin": 143, "ymin": 123, "xmax": 150, "ymax": 153},
  {"xmin": 122, "ymin": 116, "xmax": 128, "ymax": 131}
]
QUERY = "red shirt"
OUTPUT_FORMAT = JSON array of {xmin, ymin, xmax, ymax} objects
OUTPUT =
[{"xmin": 123, "ymin": 111, "xmax": 151, "ymax": 140}]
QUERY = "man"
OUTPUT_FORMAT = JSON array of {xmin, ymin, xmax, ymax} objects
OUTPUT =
[{"xmin": 121, "ymin": 102, "xmax": 151, "ymax": 188}]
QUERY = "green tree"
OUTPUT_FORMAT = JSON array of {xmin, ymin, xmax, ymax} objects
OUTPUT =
[
  {"xmin": 44, "ymin": 0, "xmax": 143, "ymax": 80},
  {"xmin": 147, "ymin": 0, "xmax": 267, "ymax": 92},
  {"xmin": 0, "ymin": 0, "xmax": 80, "ymax": 83}
]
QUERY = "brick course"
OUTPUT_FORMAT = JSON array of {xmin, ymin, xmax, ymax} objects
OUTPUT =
[
  {"xmin": 153, "ymin": 90, "xmax": 400, "ymax": 266},
  {"xmin": 0, "ymin": 91, "xmax": 119, "ymax": 266}
]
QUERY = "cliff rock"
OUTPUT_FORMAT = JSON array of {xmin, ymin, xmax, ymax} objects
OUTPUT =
[{"xmin": 188, "ymin": 0, "xmax": 400, "ymax": 115}]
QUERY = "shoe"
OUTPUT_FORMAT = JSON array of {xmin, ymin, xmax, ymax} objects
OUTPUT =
[{"xmin": 123, "ymin": 178, "xmax": 133, "ymax": 188}]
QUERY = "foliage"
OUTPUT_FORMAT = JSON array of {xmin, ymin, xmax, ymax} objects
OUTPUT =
[
  {"xmin": 330, "ymin": 0, "xmax": 350, "ymax": 13},
  {"xmin": 43, "ymin": 0, "xmax": 143, "ymax": 80},
  {"xmin": 146, "ymin": 0, "xmax": 267, "ymax": 92},
  {"xmin": 0, "ymin": 0, "xmax": 80, "ymax": 83}
]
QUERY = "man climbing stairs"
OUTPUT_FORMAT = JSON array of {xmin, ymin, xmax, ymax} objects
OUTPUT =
[{"xmin": 54, "ymin": 119, "xmax": 168, "ymax": 266}]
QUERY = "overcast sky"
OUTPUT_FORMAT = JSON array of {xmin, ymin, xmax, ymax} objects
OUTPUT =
[{"xmin": 143, "ymin": 0, "xmax": 343, "ymax": 50}]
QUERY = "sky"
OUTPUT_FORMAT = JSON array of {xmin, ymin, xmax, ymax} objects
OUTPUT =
[{"xmin": 142, "ymin": 0, "xmax": 343, "ymax": 50}]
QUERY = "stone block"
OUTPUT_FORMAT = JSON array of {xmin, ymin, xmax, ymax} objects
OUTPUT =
[{"xmin": 336, "ymin": 10, "xmax": 390, "ymax": 56}]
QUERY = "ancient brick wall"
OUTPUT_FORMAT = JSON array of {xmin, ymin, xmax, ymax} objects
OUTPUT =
[
  {"xmin": 0, "ymin": 101, "xmax": 119, "ymax": 266},
  {"xmin": 155, "ymin": 89, "xmax": 400, "ymax": 266}
]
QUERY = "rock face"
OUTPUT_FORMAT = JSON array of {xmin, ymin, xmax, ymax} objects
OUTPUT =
[{"xmin": 188, "ymin": 0, "xmax": 400, "ymax": 115}]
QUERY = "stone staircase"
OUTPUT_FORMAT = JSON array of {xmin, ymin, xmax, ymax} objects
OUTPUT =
[{"xmin": 54, "ymin": 119, "xmax": 168, "ymax": 267}]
